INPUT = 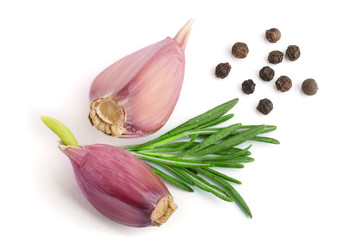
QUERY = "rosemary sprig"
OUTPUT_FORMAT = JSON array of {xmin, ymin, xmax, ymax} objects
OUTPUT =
[{"xmin": 125, "ymin": 98, "xmax": 279, "ymax": 218}]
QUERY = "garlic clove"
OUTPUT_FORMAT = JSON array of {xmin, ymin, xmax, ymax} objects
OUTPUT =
[
  {"xmin": 42, "ymin": 116, "xmax": 177, "ymax": 227},
  {"xmin": 89, "ymin": 19, "xmax": 194, "ymax": 137},
  {"xmin": 61, "ymin": 144, "xmax": 177, "ymax": 227}
]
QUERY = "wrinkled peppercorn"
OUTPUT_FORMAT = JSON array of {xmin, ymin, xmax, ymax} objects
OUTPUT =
[
  {"xmin": 259, "ymin": 66, "xmax": 275, "ymax": 81},
  {"xmin": 302, "ymin": 78, "xmax": 318, "ymax": 95},
  {"xmin": 242, "ymin": 79, "xmax": 256, "ymax": 94},
  {"xmin": 265, "ymin": 28, "xmax": 281, "ymax": 43},
  {"xmin": 275, "ymin": 75, "xmax": 292, "ymax": 92},
  {"xmin": 286, "ymin": 45, "xmax": 301, "ymax": 61},
  {"xmin": 215, "ymin": 62, "xmax": 231, "ymax": 79},
  {"xmin": 268, "ymin": 50, "xmax": 284, "ymax": 64},
  {"xmin": 231, "ymin": 42, "xmax": 249, "ymax": 59},
  {"xmin": 257, "ymin": 98, "xmax": 273, "ymax": 115}
]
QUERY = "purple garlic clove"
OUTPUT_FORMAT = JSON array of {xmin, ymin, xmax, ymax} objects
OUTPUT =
[
  {"xmin": 60, "ymin": 144, "xmax": 177, "ymax": 227},
  {"xmin": 88, "ymin": 19, "xmax": 194, "ymax": 137}
]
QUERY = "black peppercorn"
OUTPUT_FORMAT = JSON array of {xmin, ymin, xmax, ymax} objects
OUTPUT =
[
  {"xmin": 257, "ymin": 98, "xmax": 273, "ymax": 115},
  {"xmin": 286, "ymin": 45, "xmax": 301, "ymax": 61},
  {"xmin": 268, "ymin": 50, "xmax": 284, "ymax": 64},
  {"xmin": 259, "ymin": 66, "xmax": 275, "ymax": 82},
  {"xmin": 265, "ymin": 28, "xmax": 281, "ymax": 43},
  {"xmin": 302, "ymin": 78, "xmax": 318, "ymax": 95},
  {"xmin": 231, "ymin": 42, "xmax": 249, "ymax": 59},
  {"xmin": 275, "ymin": 75, "xmax": 292, "ymax": 92},
  {"xmin": 242, "ymin": 79, "xmax": 256, "ymax": 94},
  {"xmin": 215, "ymin": 62, "xmax": 231, "ymax": 79}
]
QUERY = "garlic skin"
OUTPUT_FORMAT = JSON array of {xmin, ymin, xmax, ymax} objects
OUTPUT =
[
  {"xmin": 89, "ymin": 19, "xmax": 194, "ymax": 137},
  {"xmin": 60, "ymin": 144, "xmax": 177, "ymax": 227}
]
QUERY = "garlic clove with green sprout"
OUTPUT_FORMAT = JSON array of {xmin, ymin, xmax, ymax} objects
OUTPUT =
[
  {"xmin": 89, "ymin": 19, "xmax": 194, "ymax": 137},
  {"xmin": 41, "ymin": 116, "xmax": 177, "ymax": 227}
]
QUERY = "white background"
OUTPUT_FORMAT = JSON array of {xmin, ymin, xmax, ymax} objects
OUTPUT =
[{"xmin": 1, "ymin": 0, "xmax": 360, "ymax": 239}]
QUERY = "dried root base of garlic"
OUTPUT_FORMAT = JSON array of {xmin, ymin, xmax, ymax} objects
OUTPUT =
[
  {"xmin": 89, "ymin": 98, "xmax": 125, "ymax": 136},
  {"xmin": 151, "ymin": 195, "xmax": 178, "ymax": 227}
]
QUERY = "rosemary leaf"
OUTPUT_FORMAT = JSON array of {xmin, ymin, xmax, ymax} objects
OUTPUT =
[
  {"xmin": 217, "ymin": 145, "xmax": 252, "ymax": 155},
  {"xmin": 262, "ymin": 125, "xmax": 277, "ymax": 133},
  {"xmin": 241, "ymin": 125, "xmax": 277, "ymax": 134},
  {"xmin": 203, "ymin": 168, "xmax": 242, "ymax": 184},
  {"xmin": 133, "ymin": 152, "xmax": 212, "ymax": 167},
  {"xmin": 197, "ymin": 168, "xmax": 252, "ymax": 218},
  {"xmin": 152, "ymin": 141, "xmax": 196, "ymax": 149},
  {"xmin": 197, "ymin": 124, "xmax": 277, "ymax": 137},
  {"xmin": 251, "ymin": 136, "xmax": 280, "ymax": 144},
  {"xmin": 211, "ymin": 162, "xmax": 245, "ymax": 168},
  {"xmin": 172, "ymin": 98, "xmax": 238, "ymax": 131},
  {"xmin": 151, "ymin": 134, "xmax": 199, "ymax": 153},
  {"xmin": 198, "ymin": 114, "xmax": 235, "ymax": 129},
  {"xmin": 204, "ymin": 156, "xmax": 254, "ymax": 163},
  {"xmin": 182, "ymin": 152, "xmax": 251, "ymax": 161},
  {"xmin": 148, "ymin": 165, "xmax": 194, "ymax": 192},
  {"xmin": 184, "ymin": 145, "xmax": 252, "ymax": 161},
  {"xmin": 179, "ymin": 168, "xmax": 233, "ymax": 202}
]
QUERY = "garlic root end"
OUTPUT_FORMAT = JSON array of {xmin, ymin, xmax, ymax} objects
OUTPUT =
[
  {"xmin": 151, "ymin": 195, "xmax": 178, "ymax": 226},
  {"xmin": 89, "ymin": 98, "xmax": 125, "ymax": 137}
]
